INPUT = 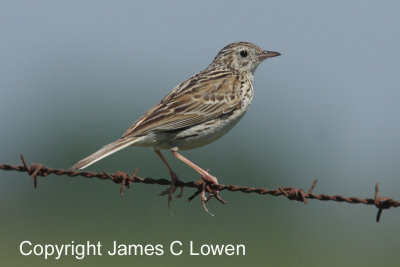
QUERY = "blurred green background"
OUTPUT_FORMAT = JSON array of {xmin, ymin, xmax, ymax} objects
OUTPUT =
[{"xmin": 1, "ymin": 0, "xmax": 400, "ymax": 266}]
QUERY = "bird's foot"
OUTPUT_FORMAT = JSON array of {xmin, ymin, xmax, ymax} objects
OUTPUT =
[
  {"xmin": 160, "ymin": 171, "xmax": 184, "ymax": 211},
  {"xmin": 199, "ymin": 170, "xmax": 225, "ymax": 216}
]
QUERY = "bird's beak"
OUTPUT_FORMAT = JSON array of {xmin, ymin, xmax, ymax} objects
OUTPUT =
[{"xmin": 258, "ymin": 50, "xmax": 281, "ymax": 60}]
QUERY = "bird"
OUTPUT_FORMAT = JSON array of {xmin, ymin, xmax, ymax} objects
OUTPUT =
[{"xmin": 70, "ymin": 41, "xmax": 280, "ymax": 211}]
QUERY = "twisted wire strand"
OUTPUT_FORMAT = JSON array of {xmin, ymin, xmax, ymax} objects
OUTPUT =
[{"xmin": 0, "ymin": 155, "xmax": 398, "ymax": 222}]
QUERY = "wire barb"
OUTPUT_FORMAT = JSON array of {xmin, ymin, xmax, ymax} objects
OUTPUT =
[
  {"xmin": 1, "ymin": 156, "xmax": 399, "ymax": 222},
  {"xmin": 20, "ymin": 155, "xmax": 46, "ymax": 188},
  {"xmin": 374, "ymin": 183, "xmax": 393, "ymax": 222}
]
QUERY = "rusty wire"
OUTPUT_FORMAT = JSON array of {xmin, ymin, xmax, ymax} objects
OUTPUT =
[{"xmin": 0, "ymin": 155, "xmax": 399, "ymax": 222}]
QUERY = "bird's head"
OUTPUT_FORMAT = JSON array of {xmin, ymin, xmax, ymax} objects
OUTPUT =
[{"xmin": 211, "ymin": 42, "xmax": 280, "ymax": 74}]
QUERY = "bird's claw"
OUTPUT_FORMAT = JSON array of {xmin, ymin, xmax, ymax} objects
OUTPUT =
[
  {"xmin": 159, "ymin": 172, "xmax": 184, "ymax": 211},
  {"xmin": 198, "ymin": 170, "xmax": 225, "ymax": 215}
]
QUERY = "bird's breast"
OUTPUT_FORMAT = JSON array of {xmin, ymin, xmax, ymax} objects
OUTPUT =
[{"xmin": 238, "ymin": 81, "xmax": 254, "ymax": 112}]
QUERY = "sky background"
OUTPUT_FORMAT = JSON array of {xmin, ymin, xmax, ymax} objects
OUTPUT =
[{"xmin": 1, "ymin": 0, "xmax": 400, "ymax": 266}]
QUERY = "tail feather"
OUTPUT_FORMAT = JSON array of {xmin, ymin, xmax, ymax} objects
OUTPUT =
[{"xmin": 70, "ymin": 137, "xmax": 140, "ymax": 170}]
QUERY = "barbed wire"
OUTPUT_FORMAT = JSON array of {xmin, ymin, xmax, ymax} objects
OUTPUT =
[{"xmin": 0, "ymin": 155, "xmax": 399, "ymax": 222}]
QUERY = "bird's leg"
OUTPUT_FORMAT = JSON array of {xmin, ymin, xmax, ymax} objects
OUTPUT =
[
  {"xmin": 170, "ymin": 149, "xmax": 222, "ymax": 214},
  {"xmin": 154, "ymin": 149, "xmax": 183, "ymax": 209},
  {"xmin": 170, "ymin": 149, "xmax": 218, "ymax": 184}
]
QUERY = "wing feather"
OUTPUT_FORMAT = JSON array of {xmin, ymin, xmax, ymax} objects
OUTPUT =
[{"xmin": 122, "ymin": 69, "xmax": 242, "ymax": 137}]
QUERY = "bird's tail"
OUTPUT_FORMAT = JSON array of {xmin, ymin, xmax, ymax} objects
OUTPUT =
[{"xmin": 70, "ymin": 137, "xmax": 141, "ymax": 170}]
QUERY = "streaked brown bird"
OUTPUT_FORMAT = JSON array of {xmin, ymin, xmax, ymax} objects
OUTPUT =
[{"xmin": 71, "ymin": 42, "xmax": 280, "ymax": 212}]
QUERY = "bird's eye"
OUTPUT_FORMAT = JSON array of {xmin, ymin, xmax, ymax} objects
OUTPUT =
[{"xmin": 240, "ymin": 50, "xmax": 248, "ymax": 58}]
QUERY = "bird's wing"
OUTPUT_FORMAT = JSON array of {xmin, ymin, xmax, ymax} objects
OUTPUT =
[{"xmin": 121, "ymin": 69, "xmax": 242, "ymax": 138}]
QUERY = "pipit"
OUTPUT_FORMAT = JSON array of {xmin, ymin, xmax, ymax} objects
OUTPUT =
[{"xmin": 71, "ymin": 42, "xmax": 280, "ymax": 212}]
